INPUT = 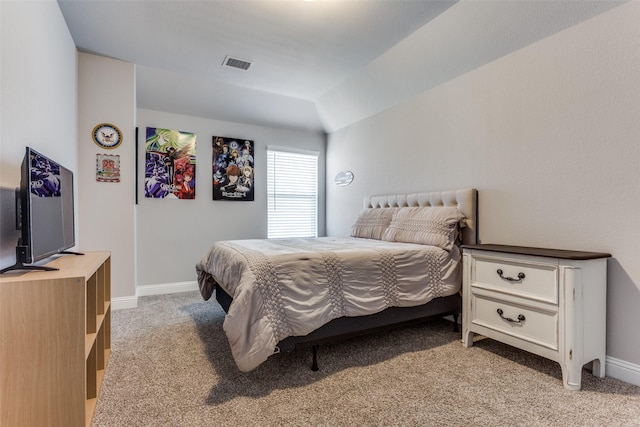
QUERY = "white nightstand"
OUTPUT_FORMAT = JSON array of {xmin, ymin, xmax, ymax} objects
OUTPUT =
[{"xmin": 461, "ymin": 244, "xmax": 610, "ymax": 390}]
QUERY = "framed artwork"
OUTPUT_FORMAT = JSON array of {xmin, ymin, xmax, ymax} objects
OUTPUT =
[
  {"xmin": 212, "ymin": 136, "xmax": 254, "ymax": 201},
  {"xmin": 145, "ymin": 127, "xmax": 197, "ymax": 199},
  {"xmin": 96, "ymin": 154, "xmax": 120, "ymax": 182}
]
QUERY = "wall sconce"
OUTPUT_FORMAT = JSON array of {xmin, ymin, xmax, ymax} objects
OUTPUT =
[{"xmin": 334, "ymin": 170, "xmax": 354, "ymax": 186}]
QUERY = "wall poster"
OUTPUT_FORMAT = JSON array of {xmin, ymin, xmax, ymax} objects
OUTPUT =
[
  {"xmin": 145, "ymin": 127, "xmax": 196, "ymax": 199},
  {"xmin": 96, "ymin": 154, "xmax": 120, "ymax": 182},
  {"xmin": 212, "ymin": 136, "xmax": 254, "ymax": 201}
]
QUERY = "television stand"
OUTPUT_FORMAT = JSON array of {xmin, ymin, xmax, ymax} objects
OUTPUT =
[
  {"xmin": 60, "ymin": 250, "xmax": 85, "ymax": 256},
  {"xmin": 0, "ymin": 247, "xmax": 59, "ymax": 274},
  {"xmin": 0, "ymin": 262, "xmax": 58, "ymax": 274},
  {"xmin": 0, "ymin": 251, "xmax": 111, "ymax": 426},
  {"xmin": 0, "ymin": 247, "xmax": 87, "ymax": 274}
]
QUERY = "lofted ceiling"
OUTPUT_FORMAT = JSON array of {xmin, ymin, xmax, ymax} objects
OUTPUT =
[{"xmin": 57, "ymin": 0, "xmax": 625, "ymax": 133}]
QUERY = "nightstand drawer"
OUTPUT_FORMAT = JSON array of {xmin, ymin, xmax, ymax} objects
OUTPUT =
[
  {"xmin": 472, "ymin": 256, "xmax": 558, "ymax": 304},
  {"xmin": 470, "ymin": 294, "xmax": 558, "ymax": 350}
]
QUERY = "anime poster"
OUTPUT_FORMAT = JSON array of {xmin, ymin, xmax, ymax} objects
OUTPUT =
[
  {"xmin": 145, "ymin": 127, "xmax": 196, "ymax": 199},
  {"xmin": 212, "ymin": 136, "xmax": 254, "ymax": 201},
  {"xmin": 30, "ymin": 151, "xmax": 61, "ymax": 197},
  {"xmin": 96, "ymin": 154, "xmax": 120, "ymax": 183}
]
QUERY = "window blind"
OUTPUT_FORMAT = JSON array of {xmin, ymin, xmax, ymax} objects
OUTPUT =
[{"xmin": 267, "ymin": 149, "xmax": 318, "ymax": 238}]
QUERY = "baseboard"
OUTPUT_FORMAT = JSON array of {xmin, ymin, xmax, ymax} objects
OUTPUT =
[
  {"xmin": 112, "ymin": 295, "xmax": 138, "ymax": 310},
  {"xmin": 606, "ymin": 356, "xmax": 640, "ymax": 387},
  {"xmin": 112, "ymin": 281, "xmax": 198, "ymax": 311},
  {"xmin": 136, "ymin": 281, "xmax": 199, "ymax": 296}
]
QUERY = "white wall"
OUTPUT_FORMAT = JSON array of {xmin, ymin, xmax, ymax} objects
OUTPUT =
[
  {"xmin": 77, "ymin": 53, "xmax": 136, "ymax": 300},
  {"xmin": 326, "ymin": 2, "xmax": 640, "ymax": 367},
  {"xmin": 0, "ymin": 1, "xmax": 78, "ymax": 268},
  {"xmin": 136, "ymin": 108, "xmax": 326, "ymax": 288}
]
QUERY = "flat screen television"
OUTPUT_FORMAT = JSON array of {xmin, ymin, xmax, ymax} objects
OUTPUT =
[{"xmin": 1, "ymin": 147, "xmax": 80, "ymax": 273}]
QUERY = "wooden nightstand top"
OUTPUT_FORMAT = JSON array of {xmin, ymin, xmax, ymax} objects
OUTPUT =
[{"xmin": 460, "ymin": 244, "xmax": 611, "ymax": 260}]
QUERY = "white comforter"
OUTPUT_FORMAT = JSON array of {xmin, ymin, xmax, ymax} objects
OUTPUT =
[{"xmin": 195, "ymin": 236, "xmax": 461, "ymax": 371}]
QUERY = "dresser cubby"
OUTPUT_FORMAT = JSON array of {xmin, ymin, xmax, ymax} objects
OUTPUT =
[{"xmin": 0, "ymin": 251, "xmax": 111, "ymax": 427}]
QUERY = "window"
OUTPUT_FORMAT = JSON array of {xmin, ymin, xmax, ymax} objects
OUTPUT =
[{"xmin": 267, "ymin": 148, "xmax": 318, "ymax": 238}]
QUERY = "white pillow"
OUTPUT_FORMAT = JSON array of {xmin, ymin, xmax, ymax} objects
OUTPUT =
[
  {"xmin": 383, "ymin": 206, "xmax": 465, "ymax": 250},
  {"xmin": 350, "ymin": 208, "xmax": 397, "ymax": 240}
]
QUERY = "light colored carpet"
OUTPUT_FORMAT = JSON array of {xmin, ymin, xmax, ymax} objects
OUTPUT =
[{"xmin": 92, "ymin": 292, "xmax": 640, "ymax": 426}]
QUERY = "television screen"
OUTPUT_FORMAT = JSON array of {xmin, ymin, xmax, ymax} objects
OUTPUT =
[
  {"xmin": 1, "ymin": 147, "xmax": 76, "ymax": 273},
  {"xmin": 24, "ymin": 148, "xmax": 75, "ymax": 262}
]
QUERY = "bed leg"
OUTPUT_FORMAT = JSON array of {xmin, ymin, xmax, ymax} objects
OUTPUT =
[
  {"xmin": 452, "ymin": 313, "xmax": 460, "ymax": 333},
  {"xmin": 311, "ymin": 345, "xmax": 319, "ymax": 371}
]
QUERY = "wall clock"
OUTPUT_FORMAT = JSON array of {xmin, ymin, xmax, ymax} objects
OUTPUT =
[{"xmin": 92, "ymin": 123, "xmax": 123, "ymax": 149}]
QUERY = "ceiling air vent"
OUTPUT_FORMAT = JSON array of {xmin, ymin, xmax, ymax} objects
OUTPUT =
[{"xmin": 222, "ymin": 55, "xmax": 252, "ymax": 71}]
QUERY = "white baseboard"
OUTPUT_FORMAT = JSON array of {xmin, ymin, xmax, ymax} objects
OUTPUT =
[
  {"xmin": 111, "ymin": 281, "xmax": 198, "ymax": 310},
  {"xmin": 136, "ymin": 281, "xmax": 199, "ymax": 296},
  {"xmin": 112, "ymin": 295, "xmax": 138, "ymax": 310},
  {"xmin": 606, "ymin": 356, "xmax": 640, "ymax": 388}
]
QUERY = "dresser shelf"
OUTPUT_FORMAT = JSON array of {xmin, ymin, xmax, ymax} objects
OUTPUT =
[{"xmin": 0, "ymin": 251, "xmax": 111, "ymax": 427}]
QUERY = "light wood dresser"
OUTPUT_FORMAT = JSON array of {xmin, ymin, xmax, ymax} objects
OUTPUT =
[
  {"xmin": 461, "ymin": 244, "xmax": 610, "ymax": 390},
  {"xmin": 0, "ymin": 251, "xmax": 111, "ymax": 426}
]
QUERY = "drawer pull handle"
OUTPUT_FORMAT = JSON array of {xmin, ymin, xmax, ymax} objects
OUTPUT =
[
  {"xmin": 496, "ymin": 269, "xmax": 525, "ymax": 282},
  {"xmin": 497, "ymin": 308, "xmax": 525, "ymax": 324}
]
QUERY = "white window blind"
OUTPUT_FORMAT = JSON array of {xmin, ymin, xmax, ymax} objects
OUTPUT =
[{"xmin": 267, "ymin": 148, "xmax": 318, "ymax": 238}]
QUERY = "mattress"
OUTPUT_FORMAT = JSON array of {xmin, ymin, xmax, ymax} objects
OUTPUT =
[{"xmin": 196, "ymin": 236, "xmax": 461, "ymax": 371}]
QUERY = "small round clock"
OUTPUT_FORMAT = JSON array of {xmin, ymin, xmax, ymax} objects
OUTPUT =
[{"xmin": 92, "ymin": 123, "xmax": 123, "ymax": 149}]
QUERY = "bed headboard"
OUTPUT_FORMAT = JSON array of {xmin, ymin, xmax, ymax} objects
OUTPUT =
[{"xmin": 364, "ymin": 188, "xmax": 478, "ymax": 245}]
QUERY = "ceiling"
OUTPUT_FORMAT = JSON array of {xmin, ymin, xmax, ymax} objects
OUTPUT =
[{"xmin": 57, "ymin": 1, "xmax": 625, "ymax": 133}]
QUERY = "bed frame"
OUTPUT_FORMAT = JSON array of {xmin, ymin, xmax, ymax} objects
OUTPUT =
[{"xmin": 215, "ymin": 188, "xmax": 478, "ymax": 370}]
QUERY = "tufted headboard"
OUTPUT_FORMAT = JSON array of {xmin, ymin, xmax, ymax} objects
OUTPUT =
[{"xmin": 364, "ymin": 188, "xmax": 478, "ymax": 245}]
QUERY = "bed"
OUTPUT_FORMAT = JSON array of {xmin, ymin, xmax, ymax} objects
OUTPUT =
[{"xmin": 196, "ymin": 188, "xmax": 478, "ymax": 372}]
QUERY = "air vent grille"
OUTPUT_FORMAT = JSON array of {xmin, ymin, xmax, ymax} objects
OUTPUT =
[{"xmin": 223, "ymin": 55, "xmax": 252, "ymax": 71}]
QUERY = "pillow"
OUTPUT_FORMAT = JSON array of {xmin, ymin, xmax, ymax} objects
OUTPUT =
[
  {"xmin": 350, "ymin": 208, "xmax": 397, "ymax": 240},
  {"xmin": 383, "ymin": 206, "xmax": 465, "ymax": 250}
]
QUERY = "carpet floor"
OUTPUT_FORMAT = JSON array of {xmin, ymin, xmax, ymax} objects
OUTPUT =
[{"xmin": 92, "ymin": 291, "xmax": 640, "ymax": 426}]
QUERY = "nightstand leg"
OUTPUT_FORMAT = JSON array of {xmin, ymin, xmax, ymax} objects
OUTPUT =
[
  {"xmin": 462, "ymin": 329, "xmax": 474, "ymax": 348},
  {"xmin": 561, "ymin": 362, "xmax": 582, "ymax": 391},
  {"xmin": 592, "ymin": 358, "xmax": 606, "ymax": 378}
]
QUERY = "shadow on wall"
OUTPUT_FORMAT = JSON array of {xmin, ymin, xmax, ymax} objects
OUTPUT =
[
  {"xmin": 0, "ymin": 187, "xmax": 20, "ymax": 268},
  {"xmin": 606, "ymin": 258, "xmax": 640, "ymax": 353},
  {"xmin": 612, "ymin": 256, "xmax": 639, "ymax": 285}
]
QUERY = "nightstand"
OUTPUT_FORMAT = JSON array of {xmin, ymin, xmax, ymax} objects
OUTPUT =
[{"xmin": 461, "ymin": 244, "xmax": 610, "ymax": 390}]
